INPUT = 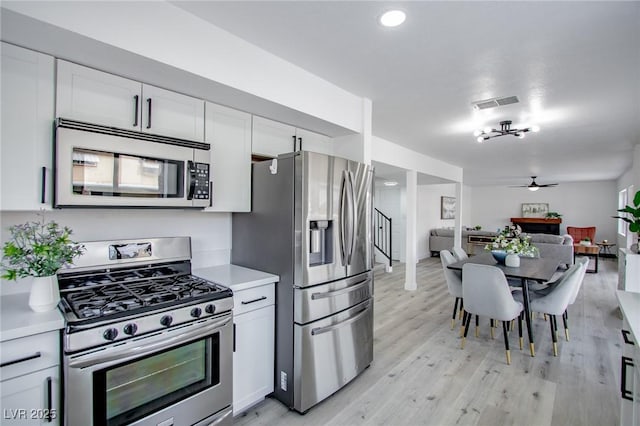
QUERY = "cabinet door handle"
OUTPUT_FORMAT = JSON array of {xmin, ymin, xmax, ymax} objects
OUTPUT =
[
  {"xmin": 292, "ymin": 135, "xmax": 297, "ymax": 152},
  {"xmin": 621, "ymin": 356, "xmax": 634, "ymax": 400},
  {"xmin": 45, "ymin": 376, "xmax": 52, "ymax": 422},
  {"xmin": 40, "ymin": 166, "xmax": 46, "ymax": 204},
  {"xmin": 133, "ymin": 95, "xmax": 139, "ymax": 127},
  {"xmin": 298, "ymin": 136, "xmax": 303, "ymax": 151},
  {"xmin": 622, "ymin": 329, "xmax": 634, "ymax": 345},
  {"xmin": 241, "ymin": 296, "xmax": 267, "ymax": 305},
  {"xmin": 0, "ymin": 352, "xmax": 41, "ymax": 368},
  {"xmin": 233, "ymin": 323, "xmax": 236, "ymax": 353},
  {"xmin": 146, "ymin": 98, "xmax": 152, "ymax": 129}
]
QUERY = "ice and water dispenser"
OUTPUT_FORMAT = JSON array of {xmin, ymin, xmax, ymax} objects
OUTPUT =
[{"xmin": 308, "ymin": 220, "xmax": 333, "ymax": 266}]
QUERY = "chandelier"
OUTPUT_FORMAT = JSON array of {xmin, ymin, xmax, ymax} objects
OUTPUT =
[{"xmin": 473, "ymin": 120, "xmax": 540, "ymax": 142}]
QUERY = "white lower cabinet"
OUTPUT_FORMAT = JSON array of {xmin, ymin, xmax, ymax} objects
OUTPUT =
[
  {"xmin": 233, "ymin": 283, "xmax": 275, "ymax": 415},
  {"xmin": 0, "ymin": 331, "xmax": 60, "ymax": 425},
  {"xmin": 619, "ymin": 249, "xmax": 640, "ymax": 293},
  {"xmin": 0, "ymin": 367, "xmax": 60, "ymax": 425}
]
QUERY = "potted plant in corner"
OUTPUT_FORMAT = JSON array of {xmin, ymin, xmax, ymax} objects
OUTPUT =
[
  {"xmin": 1, "ymin": 214, "xmax": 84, "ymax": 312},
  {"xmin": 614, "ymin": 190, "xmax": 640, "ymax": 253}
]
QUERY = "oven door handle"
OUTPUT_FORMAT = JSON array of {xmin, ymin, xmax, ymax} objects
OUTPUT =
[{"xmin": 68, "ymin": 316, "xmax": 231, "ymax": 369}]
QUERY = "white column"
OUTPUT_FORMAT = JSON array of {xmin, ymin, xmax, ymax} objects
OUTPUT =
[
  {"xmin": 454, "ymin": 182, "xmax": 463, "ymax": 250},
  {"xmin": 405, "ymin": 170, "xmax": 417, "ymax": 290},
  {"xmin": 361, "ymin": 98, "xmax": 372, "ymax": 165}
]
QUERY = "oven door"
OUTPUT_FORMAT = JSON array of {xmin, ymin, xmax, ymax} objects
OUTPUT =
[
  {"xmin": 64, "ymin": 313, "xmax": 232, "ymax": 426},
  {"xmin": 55, "ymin": 125, "xmax": 210, "ymax": 208}
]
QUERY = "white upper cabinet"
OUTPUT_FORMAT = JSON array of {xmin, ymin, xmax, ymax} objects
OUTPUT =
[
  {"xmin": 251, "ymin": 116, "xmax": 296, "ymax": 157},
  {"xmin": 252, "ymin": 116, "xmax": 333, "ymax": 158},
  {"xmin": 295, "ymin": 128, "xmax": 333, "ymax": 156},
  {"xmin": 204, "ymin": 102, "xmax": 252, "ymax": 212},
  {"xmin": 1, "ymin": 43, "xmax": 55, "ymax": 211},
  {"xmin": 140, "ymin": 84, "xmax": 204, "ymax": 141},
  {"xmin": 56, "ymin": 60, "xmax": 140, "ymax": 130},
  {"xmin": 56, "ymin": 60, "xmax": 204, "ymax": 141}
]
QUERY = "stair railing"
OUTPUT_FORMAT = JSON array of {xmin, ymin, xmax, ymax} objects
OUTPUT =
[{"xmin": 374, "ymin": 208, "xmax": 392, "ymax": 271}]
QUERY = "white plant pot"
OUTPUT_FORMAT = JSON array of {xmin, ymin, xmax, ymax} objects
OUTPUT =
[
  {"xmin": 28, "ymin": 275, "xmax": 60, "ymax": 312},
  {"xmin": 505, "ymin": 253, "xmax": 521, "ymax": 268}
]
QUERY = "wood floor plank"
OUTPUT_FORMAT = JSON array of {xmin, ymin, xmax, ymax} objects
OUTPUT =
[{"xmin": 232, "ymin": 256, "xmax": 622, "ymax": 426}]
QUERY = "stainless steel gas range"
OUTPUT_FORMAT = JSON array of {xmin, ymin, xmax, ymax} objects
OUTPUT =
[{"xmin": 57, "ymin": 237, "xmax": 233, "ymax": 426}]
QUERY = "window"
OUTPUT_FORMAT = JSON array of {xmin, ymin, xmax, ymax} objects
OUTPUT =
[{"xmin": 619, "ymin": 188, "xmax": 628, "ymax": 236}]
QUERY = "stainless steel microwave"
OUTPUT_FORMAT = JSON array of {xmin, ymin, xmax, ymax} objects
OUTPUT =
[{"xmin": 54, "ymin": 119, "xmax": 210, "ymax": 208}]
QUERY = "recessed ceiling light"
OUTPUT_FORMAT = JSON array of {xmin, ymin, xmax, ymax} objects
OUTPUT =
[
  {"xmin": 384, "ymin": 181, "xmax": 399, "ymax": 186},
  {"xmin": 379, "ymin": 10, "xmax": 406, "ymax": 27}
]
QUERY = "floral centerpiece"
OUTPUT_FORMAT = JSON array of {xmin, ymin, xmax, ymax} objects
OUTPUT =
[
  {"xmin": 485, "ymin": 225, "xmax": 538, "ymax": 265},
  {"xmin": 1, "ymin": 214, "xmax": 84, "ymax": 311}
]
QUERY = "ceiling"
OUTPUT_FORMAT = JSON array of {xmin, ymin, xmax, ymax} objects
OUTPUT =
[{"xmin": 171, "ymin": 1, "xmax": 640, "ymax": 187}]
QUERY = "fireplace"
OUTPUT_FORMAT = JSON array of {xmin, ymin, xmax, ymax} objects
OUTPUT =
[{"xmin": 510, "ymin": 217, "xmax": 561, "ymax": 235}]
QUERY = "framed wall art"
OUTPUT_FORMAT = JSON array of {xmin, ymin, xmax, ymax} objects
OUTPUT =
[
  {"xmin": 441, "ymin": 196, "xmax": 456, "ymax": 219},
  {"xmin": 521, "ymin": 203, "xmax": 549, "ymax": 218}
]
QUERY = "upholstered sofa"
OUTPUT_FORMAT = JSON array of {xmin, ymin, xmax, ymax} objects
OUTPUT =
[
  {"xmin": 428, "ymin": 228, "xmax": 574, "ymax": 266},
  {"xmin": 521, "ymin": 233, "xmax": 574, "ymax": 266}
]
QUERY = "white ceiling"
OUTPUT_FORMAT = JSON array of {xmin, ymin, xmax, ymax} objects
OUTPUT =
[{"xmin": 172, "ymin": 0, "xmax": 640, "ymax": 187}]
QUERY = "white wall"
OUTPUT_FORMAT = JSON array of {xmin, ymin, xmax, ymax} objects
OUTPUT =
[
  {"xmin": 617, "ymin": 144, "xmax": 640, "ymax": 250},
  {"xmin": 470, "ymin": 180, "xmax": 618, "ymax": 243},
  {"xmin": 372, "ymin": 136, "xmax": 462, "ymax": 183},
  {"xmin": 417, "ymin": 183, "xmax": 472, "ymax": 259},
  {"xmin": 0, "ymin": 210, "xmax": 231, "ymax": 294}
]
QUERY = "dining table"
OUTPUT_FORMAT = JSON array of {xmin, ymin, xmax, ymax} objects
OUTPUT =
[{"xmin": 447, "ymin": 252, "xmax": 562, "ymax": 357}]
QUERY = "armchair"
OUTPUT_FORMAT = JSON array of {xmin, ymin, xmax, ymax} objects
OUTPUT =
[{"xmin": 566, "ymin": 226, "xmax": 596, "ymax": 244}]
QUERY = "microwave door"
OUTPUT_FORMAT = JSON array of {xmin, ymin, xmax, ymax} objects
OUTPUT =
[
  {"xmin": 298, "ymin": 152, "xmax": 348, "ymax": 288},
  {"xmin": 55, "ymin": 126, "xmax": 205, "ymax": 208}
]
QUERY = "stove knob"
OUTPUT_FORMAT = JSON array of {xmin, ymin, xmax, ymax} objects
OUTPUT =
[
  {"xmin": 160, "ymin": 315, "xmax": 173, "ymax": 327},
  {"xmin": 123, "ymin": 323, "xmax": 138, "ymax": 336},
  {"xmin": 103, "ymin": 328, "xmax": 118, "ymax": 341},
  {"xmin": 205, "ymin": 304, "xmax": 216, "ymax": 314},
  {"xmin": 190, "ymin": 307, "xmax": 202, "ymax": 318}
]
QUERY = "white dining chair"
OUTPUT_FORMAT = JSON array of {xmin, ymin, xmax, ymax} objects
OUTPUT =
[
  {"xmin": 440, "ymin": 250, "xmax": 464, "ymax": 330},
  {"xmin": 452, "ymin": 246, "xmax": 469, "ymax": 261},
  {"xmin": 461, "ymin": 263, "xmax": 524, "ymax": 365},
  {"xmin": 514, "ymin": 261, "xmax": 584, "ymax": 356}
]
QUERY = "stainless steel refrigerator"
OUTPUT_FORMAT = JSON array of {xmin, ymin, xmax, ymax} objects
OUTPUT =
[{"xmin": 232, "ymin": 151, "xmax": 374, "ymax": 413}]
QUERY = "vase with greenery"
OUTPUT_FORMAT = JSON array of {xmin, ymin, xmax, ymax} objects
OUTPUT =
[
  {"xmin": 614, "ymin": 190, "xmax": 640, "ymax": 253},
  {"xmin": 545, "ymin": 211, "xmax": 562, "ymax": 219},
  {"xmin": 1, "ymin": 215, "xmax": 84, "ymax": 311},
  {"xmin": 485, "ymin": 229, "xmax": 539, "ymax": 265}
]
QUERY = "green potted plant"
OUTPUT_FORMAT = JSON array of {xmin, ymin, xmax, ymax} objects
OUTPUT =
[
  {"xmin": 1, "ymin": 214, "xmax": 84, "ymax": 312},
  {"xmin": 614, "ymin": 190, "xmax": 640, "ymax": 253},
  {"xmin": 545, "ymin": 211, "xmax": 562, "ymax": 219}
]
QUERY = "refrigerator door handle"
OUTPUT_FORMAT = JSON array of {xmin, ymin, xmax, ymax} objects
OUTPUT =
[
  {"xmin": 346, "ymin": 171, "xmax": 357, "ymax": 265},
  {"xmin": 310, "ymin": 301, "xmax": 370, "ymax": 335},
  {"xmin": 339, "ymin": 171, "xmax": 348, "ymax": 266},
  {"xmin": 311, "ymin": 278, "xmax": 369, "ymax": 300}
]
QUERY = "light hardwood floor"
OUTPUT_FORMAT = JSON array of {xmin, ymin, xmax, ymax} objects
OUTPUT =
[{"xmin": 233, "ymin": 256, "xmax": 622, "ymax": 426}]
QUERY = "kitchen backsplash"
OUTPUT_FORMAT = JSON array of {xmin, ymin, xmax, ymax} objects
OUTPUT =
[{"xmin": 0, "ymin": 210, "xmax": 232, "ymax": 295}]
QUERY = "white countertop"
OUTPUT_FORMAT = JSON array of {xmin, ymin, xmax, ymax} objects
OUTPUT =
[
  {"xmin": 193, "ymin": 264, "xmax": 279, "ymax": 292},
  {"xmin": 617, "ymin": 290, "xmax": 640, "ymax": 344},
  {"xmin": 0, "ymin": 293, "xmax": 64, "ymax": 343}
]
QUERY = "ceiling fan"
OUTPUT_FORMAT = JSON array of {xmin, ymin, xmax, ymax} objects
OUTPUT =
[{"xmin": 510, "ymin": 176, "xmax": 559, "ymax": 191}]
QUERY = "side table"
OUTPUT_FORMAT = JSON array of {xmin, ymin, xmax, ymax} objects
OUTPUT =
[
  {"xmin": 574, "ymin": 244, "xmax": 599, "ymax": 273},
  {"xmin": 597, "ymin": 241, "xmax": 616, "ymax": 258}
]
